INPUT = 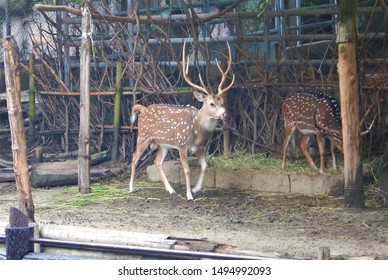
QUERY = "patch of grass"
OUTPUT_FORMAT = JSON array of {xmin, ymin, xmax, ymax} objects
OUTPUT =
[
  {"xmin": 208, "ymin": 152, "xmax": 343, "ymax": 175},
  {"xmin": 364, "ymin": 182, "xmax": 388, "ymax": 208},
  {"xmin": 37, "ymin": 183, "xmax": 129, "ymax": 209},
  {"xmin": 35, "ymin": 180, "xmax": 165, "ymax": 210}
]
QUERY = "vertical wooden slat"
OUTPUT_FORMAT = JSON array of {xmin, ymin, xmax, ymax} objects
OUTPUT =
[
  {"xmin": 337, "ymin": 0, "xmax": 364, "ymax": 207},
  {"xmin": 2, "ymin": 37, "xmax": 35, "ymax": 221},
  {"xmin": 78, "ymin": 2, "xmax": 92, "ymax": 194}
]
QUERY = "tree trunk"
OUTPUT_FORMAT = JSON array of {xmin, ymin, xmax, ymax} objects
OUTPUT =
[
  {"xmin": 2, "ymin": 37, "xmax": 35, "ymax": 221},
  {"xmin": 31, "ymin": 161, "xmax": 124, "ymax": 188},
  {"xmin": 337, "ymin": 1, "xmax": 364, "ymax": 208},
  {"xmin": 78, "ymin": 3, "xmax": 92, "ymax": 194}
]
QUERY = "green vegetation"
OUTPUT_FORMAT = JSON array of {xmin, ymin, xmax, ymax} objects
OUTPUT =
[
  {"xmin": 208, "ymin": 152, "xmax": 344, "ymax": 175},
  {"xmin": 36, "ymin": 183, "xmax": 130, "ymax": 209}
]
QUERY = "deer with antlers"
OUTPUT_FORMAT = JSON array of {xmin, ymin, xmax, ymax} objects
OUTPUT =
[
  {"xmin": 281, "ymin": 90, "xmax": 343, "ymax": 173},
  {"xmin": 129, "ymin": 42, "xmax": 235, "ymax": 200}
]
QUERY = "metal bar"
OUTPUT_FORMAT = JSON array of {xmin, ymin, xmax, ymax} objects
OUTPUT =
[
  {"xmin": 2, "ymin": 234, "xmax": 278, "ymax": 260},
  {"xmin": 63, "ymin": 32, "xmax": 386, "ymax": 47},
  {"xmin": 30, "ymin": 238, "xmax": 276, "ymax": 260}
]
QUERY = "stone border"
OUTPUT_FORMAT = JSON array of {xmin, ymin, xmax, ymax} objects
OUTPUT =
[{"xmin": 147, "ymin": 161, "xmax": 344, "ymax": 196}]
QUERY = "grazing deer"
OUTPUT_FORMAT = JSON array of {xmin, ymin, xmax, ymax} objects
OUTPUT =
[
  {"xmin": 281, "ymin": 90, "xmax": 343, "ymax": 173},
  {"xmin": 129, "ymin": 42, "xmax": 235, "ymax": 200}
]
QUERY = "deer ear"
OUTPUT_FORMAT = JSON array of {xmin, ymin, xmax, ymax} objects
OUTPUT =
[{"xmin": 193, "ymin": 91, "xmax": 207, "ymax": 102}]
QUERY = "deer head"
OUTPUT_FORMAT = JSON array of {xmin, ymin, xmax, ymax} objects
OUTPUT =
[
  {"xmin": 181, "ymin": 41, "xmax": 235, "ymax": 124},
  {"xmin": 129, "ymin": 41, "xmax": 235, "ymax": 200}
]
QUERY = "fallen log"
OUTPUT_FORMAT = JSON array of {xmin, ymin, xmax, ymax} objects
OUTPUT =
[
  {"xmin": 0, "ymin": 158, "xmax": 13, "ymax": 168},
  {"xmin": 0, "ymin": 168, "xmax": 16, "ymax": 182},
  {"xmin": 1, "ymin": 151, "xmax": 113, "ymax": 185},
  {"xmin": 30, "ymin": 160, "xmax": 124, "ymax": 187},
  {"xmin": 1, "ymin": 165, "xmax": 124, "ymax": 185},
  {"xmin": 40, "ymin": 150, "xmax": 110, "ymax": 164}
]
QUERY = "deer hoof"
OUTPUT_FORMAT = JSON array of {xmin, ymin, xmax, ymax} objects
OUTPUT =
[
  {"xmin": 167, "ymin": 189, "xmax": 176, "ymax": 195},
  {"xmin": 186, "ymin": 192, "xmax": 194, "ymax": 201},
  {"xmin": 192, "ymin": 186, "xmax": 201, "ymax": 194}
]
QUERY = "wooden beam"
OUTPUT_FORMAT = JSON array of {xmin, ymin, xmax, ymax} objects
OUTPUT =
[{"xmin": 337, "ymin": 0, "xmax": 364, "ymax": 208}]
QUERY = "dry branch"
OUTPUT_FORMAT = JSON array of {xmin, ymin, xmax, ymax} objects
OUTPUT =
[
  {"xmin": 26, "ymin": 1, "xmax": 388, "ymax": 162},
  {"xmin": 33, "ymin": 1, "xmax": 241, "ymax": 26}
]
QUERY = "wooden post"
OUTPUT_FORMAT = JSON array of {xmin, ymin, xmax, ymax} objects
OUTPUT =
[
  {"xmin": 56, "ymin": 0, "xmax": 64, "ymax": 82},
  {"xmin": 28, "ymin": 53, "xmax": 36, "ymax": 147},
  {"xmin": 318, "ymin": 247, "xmax": 331, "ymax": 260},
  {"xmin": 112, "ymin": 61, "xmax": 123, "ymax": 162},
  {"xmin": 127, "ymin": 0, "xmax": 136, "ymax": 163},
  {"xmin": 78, "ymin": 2, "xmax": 92, "ymax": 194},
  {"xmin": 6, "ymin": 207, "xmax": 34, "ymax": 260},
  {"xmin": 2, "ymin": 37, "xmax": 35, "ymax": 222},
  {"xmin": 337, "ymin": 0, "xmax": 364, "ymax": 208}
]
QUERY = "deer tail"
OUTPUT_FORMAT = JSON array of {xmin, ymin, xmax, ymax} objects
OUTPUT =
[{"xmin": 131, "ymin": 104, "xmax": 146, "ymax": 124}]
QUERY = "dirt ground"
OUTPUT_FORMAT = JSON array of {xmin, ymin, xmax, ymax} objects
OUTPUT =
[{"xmin": 1, "ymin": 172, "xmax": 388, "ymax": 260}]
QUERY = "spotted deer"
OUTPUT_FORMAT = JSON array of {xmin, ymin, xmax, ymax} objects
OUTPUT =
[
  {"xmin": 129, "ymin": 42, "xmax": 235, "ymax": 200},
  {"xmin": 281, "ymin": 91, "xmax": 343, "ymax": 173}
]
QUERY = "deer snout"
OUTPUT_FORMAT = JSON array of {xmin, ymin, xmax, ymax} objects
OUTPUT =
[{"xmin": 220, "ymin": 111, "xmax": 228, "ymax": 120}]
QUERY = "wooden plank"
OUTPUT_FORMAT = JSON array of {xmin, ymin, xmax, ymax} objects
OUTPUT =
[{"xmin": 39, "ymin": 224, "xmax": 174, "ymax": 249}]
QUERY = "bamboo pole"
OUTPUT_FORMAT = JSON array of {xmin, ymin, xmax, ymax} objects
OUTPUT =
[
  {"xmin": 112, "ymin": 61, "xmax": 123, "ymax": 162},
  {"xmin": 28, "ymin": 53, "xmax": 36, "ymax": 147},
  {"xmin": 78, "ymin": 3, "xmax": 92, "ymax": 194},
  {"xmin": 337, "ymin": 0, "xmax": 364, "ymax": 208},
  {"xmin": 1, "ymin": 36, "xmax": 35, "ymax": 222}
]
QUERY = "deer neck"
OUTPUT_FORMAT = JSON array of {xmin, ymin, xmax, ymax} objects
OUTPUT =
[
  {"xmin": 195, "ymin": 108, "xmax": 219, "ymax": 133},
  {"xmin": 190, "ymin": 109, "xmax": 218, "ymax": 150}
]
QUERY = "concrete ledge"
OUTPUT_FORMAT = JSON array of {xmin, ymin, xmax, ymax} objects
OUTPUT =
[
  {"xmin": 290, "ymin": 173, "xmax": 344, "ymax": 196},
  {"xmin": 215, "ymin": 169, "xmax": 252, "ymax": 189},
  {"xmin": 180, "ymin": 168, "xmax": 215, "ymax": 188},
  {"xmin": 252, "ymin": 171, "xmax": 290, "ymax": 193},
  {"xmin": 147, "ymin": 161, "xmax": 181, "ymax": 184},
  {"xmin": 146, "ymin": 160, "xmax": 344, "ymax": 196}
]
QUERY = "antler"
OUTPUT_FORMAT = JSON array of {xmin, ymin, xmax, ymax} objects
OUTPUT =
[
  {"xmin": 216, "ymin": 42, "xmax": 235, "ymax": 96},
  {"xmin": 361, "ymin": 115, "xmax": 376, "ymax": 136},
  {"xmin": 182, "ymin": 41, "xmax": 209, "ymax": 95}
]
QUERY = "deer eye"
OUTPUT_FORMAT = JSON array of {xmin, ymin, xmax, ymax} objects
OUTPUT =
[{"xmin": 209, "ymin": 102, "xmax": 216, "ymax": 107}]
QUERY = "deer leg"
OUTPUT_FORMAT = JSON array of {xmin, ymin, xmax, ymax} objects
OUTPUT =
[
  {"xmin": 300, "ymin": 135, "xmax": 319, "ymax": 171},
  {"xmin": 192, "ymin": 147, "xmax": 206, "ymax": 194},
  {"xmin": 282, "ymin": 126, "xmax": 295, "ymax": 169},
  {"xmin": 316, "ymin": 134, "xmax": 326, "ymax": 173},
  {"xmin": 129, "ymin": 141, "xmax": 149, "ymax": 193},
  {"xmin": 178, "ymin": 147, "xmax": 193, "ymax": 201},
  {"xmin": 154, "ymin": 146, "xmax": 176, "ymax": 195},
  {"xmin": 330, "ymin": 139, "xmax": 337, "ymax": 170}
]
